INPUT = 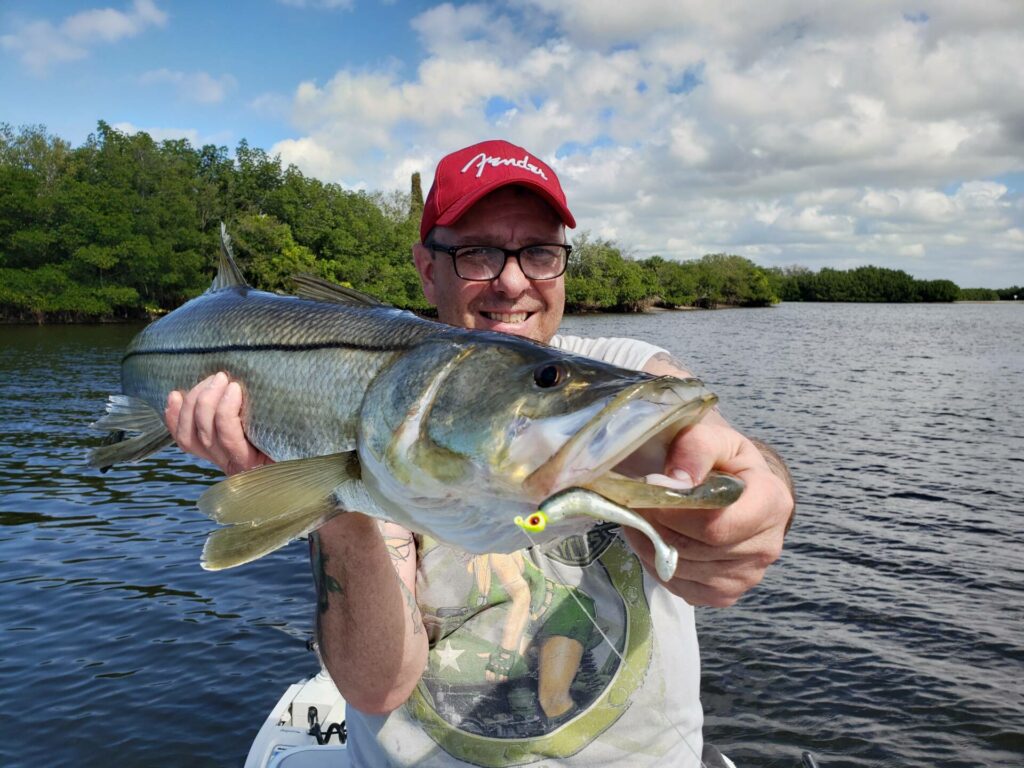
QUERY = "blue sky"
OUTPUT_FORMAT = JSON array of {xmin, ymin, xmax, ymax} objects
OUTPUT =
[{"xmin": 2, "ymin": 0, "xmax": 1023, "ymax": 288}]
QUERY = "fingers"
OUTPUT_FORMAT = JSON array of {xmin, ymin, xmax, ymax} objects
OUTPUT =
[
  {"xmin": 660, "ymin": 422, "xmax": 789, "ymax": 547},
  {"xmin": 644, "ymin": 471, "xmax": 786, "ymax": 551},
  {"xmin": 165, "ymin": 389, "xmax": 183, "ymax": 434},
  {"xmin": 621, "ymin": 526, "xmax": 772, "ymax": 607},
  {"xmin": 168, "ymin": 376, "xmax": 210, "ymax": 461},
  {"xmin": 215, "ymin": 381, "xmax": 257, "ymax": 474},
  {"xmin": 164, "ymin": 372, "xmax": 270, "ymax": 475},
  {"xmin": 664, "ymin": 417, "xmax": 745, "ymax": 490},
  {"xmin": 193, "ymin": 373, "xmax": 226, "ymax": 453},
  {"xmin": 621, "ymin": 417, "xmax": 795, "ymax": 606}
]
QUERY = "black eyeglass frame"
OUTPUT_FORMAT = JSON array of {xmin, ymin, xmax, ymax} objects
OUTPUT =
[{"xmin": 427, "ymin": 242, "xmax": 573, "ymax": 281}]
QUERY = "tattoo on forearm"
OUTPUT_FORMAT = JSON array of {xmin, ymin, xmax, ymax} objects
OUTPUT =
[
  {"xmin": 398, "ymin": 578, "xmax": 423, "ymax": 635},
  {"xmin": 750, "ymin": 438, "xmax": 797, "ymax": 532},
  {"xmin": 650, "ymin": 351, "xmax": 689, "ymax": 371},
  {"xmin": 310, "ymin": 532, "xmax": 343, "ymax": 615},
  {"xmin": 384, "ymin": 532, "xmax": 415, "ymax": 563}
]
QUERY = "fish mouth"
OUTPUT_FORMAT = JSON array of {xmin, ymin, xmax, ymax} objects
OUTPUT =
[{"xmin": 522, "ymin": 376, "xmax": 716, "ymax": 501}]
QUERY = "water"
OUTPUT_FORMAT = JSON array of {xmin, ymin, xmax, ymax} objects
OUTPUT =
[{"xmin": 1, "ymin": 303, "xmax": 1022, "ymax": 767}]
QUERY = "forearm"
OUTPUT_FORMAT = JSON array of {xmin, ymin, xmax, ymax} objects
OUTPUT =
[
  {"xmin": 749, "ymin": 437, "xmax": 796, "ymax": 533},
  {"xmin": 312, "ymin": 514, "xmax": 427, "ymax": 714}
]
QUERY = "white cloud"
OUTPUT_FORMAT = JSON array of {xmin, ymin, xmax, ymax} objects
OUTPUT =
[
  {"xmin": 263, "ymin": 0, "xmax": 1023, "ymax": 286},
  {"xmin": 249, "ymin": 92, "xmax": 293, "ymax": 119},
  {"xmin": 1, "ymin": 0, "xmax": 167, "ymax": 75},
  {"xmin": 110, "ymin": 122, "xmax": 199, "ymax": 145},
  {"xmin": 110, "ymin": 122, "xmax": 232, "ymax": 148},
  {"xmin": 140, "ymin": 69, "xmax": 238, "ymax": 104}
]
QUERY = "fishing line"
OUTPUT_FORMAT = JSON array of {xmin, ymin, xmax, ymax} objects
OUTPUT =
[{"xmin": 517, "ymin": 528, "xmax": 710, "ymax": 768}]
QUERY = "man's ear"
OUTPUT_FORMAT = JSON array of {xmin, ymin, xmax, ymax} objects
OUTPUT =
[{"xmin": 412, "ymin": 242, "xmax": 437, "ymax": 304}]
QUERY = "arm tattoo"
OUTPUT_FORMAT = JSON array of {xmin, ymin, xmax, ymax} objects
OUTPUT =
[
  {"xmin": 398, "ymin": 577, "xmax": 423, "ymax": 636},
  {"xmin": 310, "ymin": 531, "xmax": 343, "ymax": 615},
  {"xmin": 649, "ymin": 351, "xmax": 690, "ymax": 372},
  {"xmin": 382, "ymin": 525, "xmax": 422, "ymax": 634},
  {"xmin": 749, "ymin": 438, "xmax": 797, "ymax": 533},
  {"xmin": 383, "ymin": 530, "xmax": 415, "ymax": 563}
]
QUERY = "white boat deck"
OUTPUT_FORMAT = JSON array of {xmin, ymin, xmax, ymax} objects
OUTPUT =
[{"xmin": 245, "ymin": 668, "xmax": 349, "ymax": 768}]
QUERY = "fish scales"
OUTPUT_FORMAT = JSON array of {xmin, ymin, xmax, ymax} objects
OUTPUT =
[
  {"xmin": 90, "ymin": 224, "xmax": 743, "ymax": 572},
  {"xmin": 122, "ymin": 287, "xmax": 449, "ymax": 459}
]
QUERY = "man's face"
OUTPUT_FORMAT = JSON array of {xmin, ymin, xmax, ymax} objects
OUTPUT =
[{"xmin": 413, "ymin": 187, "xmax": 566, "ymax": 344}]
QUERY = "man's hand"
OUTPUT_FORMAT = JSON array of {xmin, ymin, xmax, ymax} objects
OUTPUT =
[
  {"xmin": 164, "ymin": 372, "xmax": 272, "ymax": 475},
  {"xmin": 622, "ymin": 416, "xmax": 795, "ymax": 607}
]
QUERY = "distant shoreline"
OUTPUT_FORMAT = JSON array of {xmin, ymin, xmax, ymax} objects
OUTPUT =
[{"xmin": 5, "ymin": 299, "xmax": 1021, "ymax": 325}]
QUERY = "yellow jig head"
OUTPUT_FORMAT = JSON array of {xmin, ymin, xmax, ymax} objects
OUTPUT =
[{"xmin": 514, "ymin": 510, "xmax": 548, "ymax": 533}]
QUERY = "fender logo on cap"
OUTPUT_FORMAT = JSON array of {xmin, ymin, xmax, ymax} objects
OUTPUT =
[{"xmin": 460, "ymin": 152, "xmax": 548, "ymax": 181}]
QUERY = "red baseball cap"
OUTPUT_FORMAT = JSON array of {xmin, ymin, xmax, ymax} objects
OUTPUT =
[{"xmin": 420, "ymin": 139, "xmax": 576, "ymax": 242}]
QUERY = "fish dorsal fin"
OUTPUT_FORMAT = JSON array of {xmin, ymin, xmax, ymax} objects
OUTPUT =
[
  {"xmin": 210, "ymin": 222, "xmax": 249, "ymax": 291},
  {"xmin": 291, "ymin": 273, "xmax": 389, "ymax": 307}
]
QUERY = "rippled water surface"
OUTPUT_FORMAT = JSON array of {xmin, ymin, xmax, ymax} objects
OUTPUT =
[{"xmin": 1, "ymin": 303, "xmax": 1022, "ymax": 767}]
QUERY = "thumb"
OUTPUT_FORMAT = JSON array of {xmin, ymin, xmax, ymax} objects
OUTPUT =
[{"xmin": 664, "ymin": 422, "xmax": 744, "ymax": 485}]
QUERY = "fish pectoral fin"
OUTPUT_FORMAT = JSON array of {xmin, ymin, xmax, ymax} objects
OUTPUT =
[
  {"xmin": 197, "ymin": 452, "xmax": 361, "ymax": 525},
  {"xmin": 583, "ymin": 470, "xmax": 744, "ymax": 509},
  {"xmin": 202, "ymin": 502, "xmax": 340, "ymax": 570},
  {"xmin": 291, "ymin": 273, "xmax": 389, "ymax": 307},
  {"xmin": 87, "ymin": 395, "xmax": 174, "ymax": 471}
]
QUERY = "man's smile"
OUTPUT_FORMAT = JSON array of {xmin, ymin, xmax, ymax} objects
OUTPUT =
[{"xmin": 481, "ymin": 310, "xmax": 533, "ymax": 324}]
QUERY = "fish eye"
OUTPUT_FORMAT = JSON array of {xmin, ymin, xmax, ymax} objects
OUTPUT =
[{"xmin": 533, "ymin": 362, "xmax": 568, "ymax": 389}]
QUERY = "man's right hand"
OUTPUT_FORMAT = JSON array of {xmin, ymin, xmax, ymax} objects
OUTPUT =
[{"xmin": 165, "ymin": 372, "xmax": 272, "ymax": 476}]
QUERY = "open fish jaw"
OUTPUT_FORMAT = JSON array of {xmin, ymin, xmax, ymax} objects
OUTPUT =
[{"xmin": 522, "ymin": 376, "xmax": 716, "ymax": 501}]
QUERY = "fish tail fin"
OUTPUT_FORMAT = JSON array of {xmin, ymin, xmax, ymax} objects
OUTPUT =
[
  {"xmin": 197, "ymin": 452, "xmax": 361, "ymax": 570},
  {"xmin": 88, "ymin": 395, "xmax": 174, "ymax": 471}
]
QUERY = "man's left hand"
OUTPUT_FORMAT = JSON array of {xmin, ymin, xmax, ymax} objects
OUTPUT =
[{"xmin": 621, "ymin": 417, "xmax": 794, "ymax": 607}]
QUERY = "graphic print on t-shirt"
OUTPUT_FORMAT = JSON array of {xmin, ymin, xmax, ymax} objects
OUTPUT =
[{"xmin": 406, "ymin": 525, "xmax": 654, "ymax": 766}]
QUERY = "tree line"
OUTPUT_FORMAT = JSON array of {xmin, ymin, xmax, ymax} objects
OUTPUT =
[{"xmin": 1, "ymin": 122, "xmax": 1017, "ymax": 322}]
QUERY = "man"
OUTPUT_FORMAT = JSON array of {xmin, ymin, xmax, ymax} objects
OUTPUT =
[{"xmin": 166, "ymin": 140, "xmax": 795, "ymax": 766}]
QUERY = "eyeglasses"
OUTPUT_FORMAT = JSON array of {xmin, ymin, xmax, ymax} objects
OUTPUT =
[{"xmin": 427, "ymin": 243, "xmax": 572, "ymax": 281}]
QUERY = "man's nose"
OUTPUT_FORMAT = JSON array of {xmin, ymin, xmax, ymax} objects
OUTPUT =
[{"xmin": 491, "ymin": 255, "xmax": 531, "ymax": 294}]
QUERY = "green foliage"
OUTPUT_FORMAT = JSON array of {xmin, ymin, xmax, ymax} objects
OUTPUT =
[
  {"xmin": 566, "ymin": 233, "xmax": 656, "ymax": 311},
  {"xmin": 0, "ymin": 122, "xmax": 428, "ymax": 321},
  {"xmin": 0, "ymin": 263, "xmax": 138, "ymax": 321},
  {"xmin": 958, "ymin": 287, "xmax": 1000, "ymax": 301},
  {"xmin": 918, "ymin": 280, "xmax": 960, "ymax": 302},
  {"xmin": 2, "ymin": 121, "xmax": 1006, "ymax": 322},
  {"xmin": 229, "ymin": 213, "xmax": 319, "ymax": 292},
  {"xmin": 765, "ymin": 264, "xmax": 1001, "ymax": 303},
  {"xmin": 636, "ymin": 254, "xmax": 778, "ymax": 308},
  {"xmin": 995, "ymin": 286, "xmax": 1022, "ymax": 300}
]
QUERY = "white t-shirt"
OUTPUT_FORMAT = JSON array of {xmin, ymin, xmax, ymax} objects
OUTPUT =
[{"xmin": 346, "ymin": 335, "xmax": 706, "ymax": 768}]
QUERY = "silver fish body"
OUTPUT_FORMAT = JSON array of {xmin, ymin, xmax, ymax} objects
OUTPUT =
[
  {"xmin": 91, "ymin": 226, "xmax": 743, "ymax": 572},
  {"xmin": 122, "ymin": 285, "xmax": 440, "ymax": 460}
]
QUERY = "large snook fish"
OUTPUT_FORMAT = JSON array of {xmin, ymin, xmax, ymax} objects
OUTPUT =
[{"xmin": 89, "ymin": 226, "xmax": 742, "ymax": 580}]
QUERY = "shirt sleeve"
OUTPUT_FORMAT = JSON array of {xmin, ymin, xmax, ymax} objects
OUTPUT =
[{"xmin": 549, "ymin": 334, "xmax": 668, "ymax": 373}]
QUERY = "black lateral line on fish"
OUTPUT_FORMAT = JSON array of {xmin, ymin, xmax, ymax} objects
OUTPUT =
[{"xmin": 122, "ymin": 340, "xmax": 411, "ymax": 361}]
